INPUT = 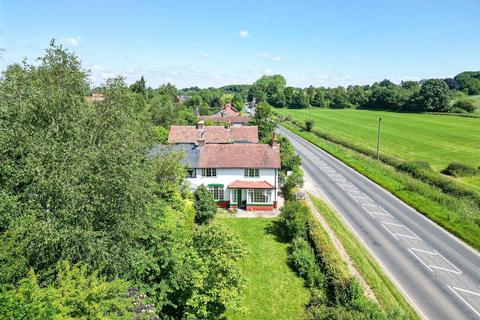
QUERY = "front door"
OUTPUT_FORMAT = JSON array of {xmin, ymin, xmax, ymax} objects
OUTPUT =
[{"xmin": 237, "ymin": 189, "xmax": 242, "ymax": 208}]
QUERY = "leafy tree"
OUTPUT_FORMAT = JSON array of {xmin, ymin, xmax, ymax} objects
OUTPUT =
[
  {"xmin": 0, "ymin": 262, "xmax": 133, "ymax": 320},
  {"xmin": 417, "ymin": 79, "xmax": 450, "ymax": 112},
  {"xmin": 454, "ymin": 71, "xmax": 480, "ymax": 95},
  {"xmin": 249, "ymin": 75, "xmax": 286, "ymax": 106},
  {"xmin": 290, "ymin": 90, "xmax": 310, "ymax": 109},
  {"xmin": 232, "ymin": 93, "xmax": 244, "ymax": 112},
  {"xmin": 330, "ymin": 87, "xmax": 353, "ymax": 109},
  {"xmin": 365, "ymin": 86, "xmax": 404, "ymax": 111},
  {"xmin": 149, "ymin": 94, "xmax": 177, "ymax": 126},
  {"xmin": 443, "ymin": 78, "xmax": 458, "ymax": 90},
  {"xmin": 310, "ymin": 88, "xmax": 328, "ymax": 107},
  {"xmin": 193, "ymin": 185, "xmax": 217, "ymax": 224},
  {"xmin": 278, "ymin": 135, "xmax": 301, "ymax": 172},
  {"xmin": 251, "ymin": 102, "xmax": 276, "ymax": 142},
  {"xmin": 347, "ymin": 85, "xmax": 368, "ymax": 107},
  {"xmin": 0, "ymin": 43, "xmax": 154, "ymax": 283},
  {"xmin": 130, "ymin": 76, "xmax": 146, "ymax": 96}
]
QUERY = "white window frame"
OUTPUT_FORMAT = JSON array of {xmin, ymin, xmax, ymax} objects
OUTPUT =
[
  {"xmin": 202, "ymin": 168, "xmax": 217, "ymax": 177},
  {"xmin": 208, "ymin": 185, "xmax": 224, "ymax": 201},
  {"xmin": 247, "ymin": 189, "xmax": 272, "ymax": 204},
  {"xmin": 244, "ymin": 168, "xmax": 259, "ymax": 178},
  {"xmin": 231, "ymin": 189, "xmax": 238, "ymax": 203}
]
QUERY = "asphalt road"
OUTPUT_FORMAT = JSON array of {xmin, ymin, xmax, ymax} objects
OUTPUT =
[{"xmin": 278, "ymin": 126, "xmax": 480, "ymax": 320}]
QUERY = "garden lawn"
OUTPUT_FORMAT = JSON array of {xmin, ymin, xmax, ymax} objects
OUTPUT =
[
  {"xmin": 217, "ymin": 217, "xmax": 309, "ymax": 320},
  {"xmin": 276, "ymin": 108, "xmax": 480, "ymax": 189}
]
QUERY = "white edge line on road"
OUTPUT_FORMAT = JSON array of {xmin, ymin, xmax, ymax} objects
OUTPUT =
[
  {"xmin": 408, "ymin": 248, "xmax": 433, "ymax": 273},
  {"xmin": 279, "ymin": 126, "xmax": 480, "ymax": 261},
  {"xmin": 447, "ymin": 285, "xmax": 480, "ymax": 319},
  {"xmin": 303, "ymin": 178, "xmax": 427, "ymax": 320}
]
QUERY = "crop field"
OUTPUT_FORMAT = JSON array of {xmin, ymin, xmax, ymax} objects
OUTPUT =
[{"xmin": 276, "ymin": 108, "xmax": 480, "ymax": 188}]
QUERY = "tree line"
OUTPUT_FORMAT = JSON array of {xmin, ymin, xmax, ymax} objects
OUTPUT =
[{"xmin": 247, "ymin": 73, "xmax": 479, "ymax": 113}]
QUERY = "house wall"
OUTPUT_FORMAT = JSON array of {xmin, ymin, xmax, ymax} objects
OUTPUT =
[{"xmin": 187, "ymin": 168, "xmax": 278, "ymax": 203}]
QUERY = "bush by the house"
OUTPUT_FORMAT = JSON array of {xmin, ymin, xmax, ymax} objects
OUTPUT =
[
  {"xmin": 288, "ymin": 237, "xmax": 324, "ymax": 288},
  {"xmin": 193, "ymin": 185, "xmax": 217, "ymax": 224},
  {"xmin": 282, "ymin": 168, "xmax": 304, "ymax": 200},
  {"xmin": 279, "ymin": 200, "xmax": 310, "ymax": 239},
  {"xmin": 442, "ymin": 163, "xmax": 479, "ymax": 177}
]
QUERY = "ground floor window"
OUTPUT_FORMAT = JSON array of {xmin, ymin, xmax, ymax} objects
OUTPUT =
[
  {"xmin": 186, "ymin": 168, "xmax": 196, "ymax": 178},
  {"xmin": 231, "ymin": 189, "xmax": 238, "ymax": 203},
  {"xmin": 247, "ymin": 189, "xmax": 272, "ymax": 204},
  {"xmin": 208, "ymin": 185, "xmax": 224, "ymax": 201}
]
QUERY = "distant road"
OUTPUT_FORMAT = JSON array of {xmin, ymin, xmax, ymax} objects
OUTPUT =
[{"xmin": 278, "ymin": 126, "xmax": 480, "ymax": 319}]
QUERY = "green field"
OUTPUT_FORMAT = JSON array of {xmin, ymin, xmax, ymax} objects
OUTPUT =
[
  {"xmin": 217, "ymin": 217, "xmax": 309, "ymax": 320},
  {"xmin": 276, "ymin": 108, "xmax": 480, "ymax": 187}
]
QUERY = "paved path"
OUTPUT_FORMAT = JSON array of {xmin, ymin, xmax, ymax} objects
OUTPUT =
[{"xmin": 278, "ymin": 126, "xmax": 480, "ymax": 320}]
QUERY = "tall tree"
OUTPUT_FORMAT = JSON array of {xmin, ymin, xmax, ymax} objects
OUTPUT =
[{"xmin": 251, "ymin": 102, "xmax": 276, "ymax": 142}]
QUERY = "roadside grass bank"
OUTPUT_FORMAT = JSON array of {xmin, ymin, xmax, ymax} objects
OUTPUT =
[
  {"xmin": 216, "ymin": 217, "xmax": 309, "ymax": 320},
  {"xmin": 278, "ymin": 200, "xmax": 408, "ymax": 319},
  {"xmin": 309, "ymin": 194, "xmax": 419, "ymax": 319},
  {"xmin": 278, "ymin": 121, "xmax": 480, "ymax": 251}
]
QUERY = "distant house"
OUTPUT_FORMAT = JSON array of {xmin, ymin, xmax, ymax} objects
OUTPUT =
[
  {"xmin": 154, "ymin": 120, "xmax": 281, "ymax": 211},
  {"xmin": 199, "ymin": 103, "xmax": 251, "ymax": 126},
  {"xmin": 85, "ymin": 92, "xmax": 105, "ymax": 102}
]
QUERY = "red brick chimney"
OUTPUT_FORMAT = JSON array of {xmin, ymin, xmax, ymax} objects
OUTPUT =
[
  {"xmin": 225, "ymin": 121, "xmax": 231, "ymax": 129},
  {"xmin": 271, "ymin": 133, "xmax": 278, "ymax": 149},
  {"xmin": 197, "ymin": 137, "xmax": 206, "ymax": 148},
  {"xmin": 197, "ymin": 120, "xmax": 205, "ymax": 130}
]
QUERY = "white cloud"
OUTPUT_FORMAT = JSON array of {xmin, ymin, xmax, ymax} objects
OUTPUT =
[
  {"xmin": 239, "ymin": 30, "xmax": 249, "ymax": 38},
  {"xmin": 264, "ymin": 69, "xmax": 273, "ymax": 75},
  {"xmin": 63, "ymin": 36, "xmax": 81, "ymax": 47},
  {"xmin": 258, "ymin": 52, "xmax": 283, "ymax": 61},
  {"xmin": 200, "ymin": 52, "xmax": 210, "ymax": 58}
]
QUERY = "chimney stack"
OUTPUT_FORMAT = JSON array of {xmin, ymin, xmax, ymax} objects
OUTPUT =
[
  {"xmin": 197, "ymin": 137, "xmax": 206, "ymax": 148},
  {"xmin": 225, "ymin": 121, "xmax": 231, "ymax": 129},
  {"xmin": 271, "ymin": 133, "xmax": 278, "ymax": 149},
  {"xmin": 197, "ymin": 120, "xmax": 205, "ymax": 130}
]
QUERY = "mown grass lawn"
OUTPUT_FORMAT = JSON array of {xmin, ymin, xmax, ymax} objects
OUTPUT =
[
  {"xmin": 276, "ymin": 108, "xmax": 480, "ymax": 188},
  {"xmin": 216, "ymin": 217, "xmax": 309, "ymax": 320}
]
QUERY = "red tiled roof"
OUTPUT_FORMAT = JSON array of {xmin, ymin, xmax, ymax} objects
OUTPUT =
[
  {"xmin": 198, "ymin": 115, "xmax": 251, "ymax": 123},
  {"xmin": 199, "ymin": 144, "xmax": 280, "ymax": 168},
  {"xmin": 168, "ymin": 126, "xmax": 258, "ymax": 144},
  {"xmin": 214, "ymin": 103, "xmax": 239, "ymax": 116},
  {"xmin": 228, "ymin": 180, "xmax": 274, "ymax": 189}
]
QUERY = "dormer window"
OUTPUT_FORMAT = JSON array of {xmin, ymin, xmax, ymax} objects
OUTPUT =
[
  {"xmin": 244, "ymin": 168, "xmax": 259, "ymax": 177},
  {"xmin": 202, "ymin": 168, "xmax": 216, "ymax": 177}
]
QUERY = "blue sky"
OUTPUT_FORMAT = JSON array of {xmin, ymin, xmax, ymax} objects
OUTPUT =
[{"xmin": 1, "ymin": 0, "xmax": 479, "ymax": 88}]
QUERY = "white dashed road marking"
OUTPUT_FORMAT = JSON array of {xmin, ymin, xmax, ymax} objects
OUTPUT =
[
  {"xmin": 447, "ymin": 286, "xmax": 480, "ymax": 318},
  {"xmin": 381, "ymin": 222, "xmax": 422, "ymax": 241},
  {"xmin": 409, "ymin": 248, "xmax": 462, "ymax": 275}
]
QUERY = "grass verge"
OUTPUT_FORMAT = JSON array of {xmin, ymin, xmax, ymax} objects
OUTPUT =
[
  {"xmin": 309, "ymin": 195, "xmax": 420, "ymax": 319},
  {"xmin": 217, "ymin": 217, "xmax": 309, "ymax": 320},
  {"xmin": 279, "ymin": 122, "xmax": 480, "ymax": 250}
]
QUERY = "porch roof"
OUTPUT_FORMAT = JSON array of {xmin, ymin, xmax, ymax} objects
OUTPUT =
[{"xmin": 228, "ymin": 180, "xmax": 274, "ymax": 189}]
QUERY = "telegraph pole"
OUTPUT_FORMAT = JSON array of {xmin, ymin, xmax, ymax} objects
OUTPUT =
[{"xmin": 376, "ymin": 116, "xmax": 382, "ymax": 160}]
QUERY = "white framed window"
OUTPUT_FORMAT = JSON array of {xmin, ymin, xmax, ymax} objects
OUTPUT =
[
  {"xmin": 208, "ymin": 185, "xmax": 224, "ymax": 201},
  {"xmin": 202, "ymin": 168, "xmax": 216, "ymax": 177},
  {"xmin": 244, "ymin": 168, "xmax": 259, "ymax": 177},
  {"xmin": 231, "ymin": 189, "xmax": 237, "ymax": 203},
  {"xmin": 247, "ymin": 189, "xmax": 272, "ymax": 204}
]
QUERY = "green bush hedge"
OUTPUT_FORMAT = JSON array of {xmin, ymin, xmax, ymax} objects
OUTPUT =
[
  {"xmin": 442, "ymin": 162, "xmax": 479, "ymax": 177},
  {"xmin": 279, "ymin": 200, "xmax": 310, "ymax": 239},
  {"xmin": 288, "ymin": 237, "xmax": 324, "ymax": 288}
]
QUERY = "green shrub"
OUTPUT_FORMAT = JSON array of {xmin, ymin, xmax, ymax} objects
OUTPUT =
[
  {"xmin": 193, "ymin": 185, "xmax": 217, "ymax": 224},
  {"xmin": 450, "ymin": 107, "xmax": 467, "ymax": 113},
  {"xmin": 397, "ymin": 161, "xmax": 431, "ymax": 176},
  {"xmin": 279, "ymin": 200, "xmax": 310, "ymax": 239},
  {"xmin": 305, "ymin": 119, "xmax": 315, "ymax": 131},
  {"xmin": 288, "ymin": 237, "xmax": 324, "ymax": 287},
  {"xmin": 442, "ymin": 162, "xmax": 479, "ymax": 177},
  {"xmin": 452, "ymin": 98, "xmax": 477, "ymax": 113}
]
